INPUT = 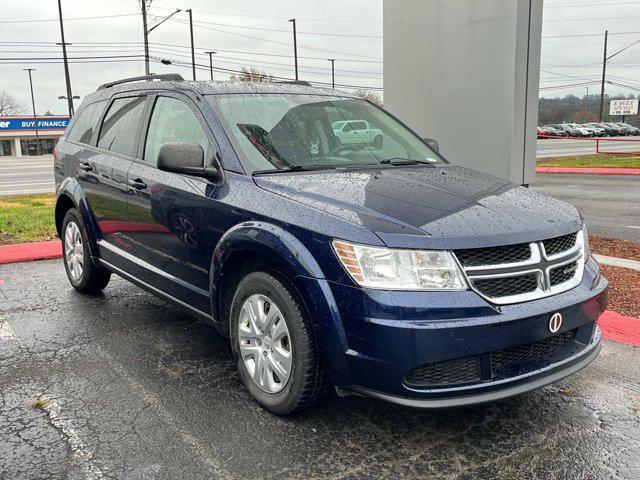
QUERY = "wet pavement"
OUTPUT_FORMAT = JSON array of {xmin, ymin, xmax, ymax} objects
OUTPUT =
[{"xmin": 1, "ymin": 259, "xmax": 639, "ymax": 479}]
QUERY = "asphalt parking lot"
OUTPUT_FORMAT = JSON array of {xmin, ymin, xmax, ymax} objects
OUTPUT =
[
  {"xmin": 531, "ymin": 174, "xmax": 640, "ymax": 242},
  {"xmin": 1, "ymin": 259, "xmax": 639, "ymax": 479}
]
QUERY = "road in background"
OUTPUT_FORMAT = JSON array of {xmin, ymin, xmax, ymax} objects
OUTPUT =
[
  {"xmin": 1, "ymin": 259, "xmax": 639, "ymax": 479},
  {"xmin": 0, "ymin": 154, "xmax": 54, "ymax": 195},
  {"xmin": 532, "ymin": 174, "xmax": 640, "ymax": 242},
  {"xmin": 537, "ymin": 136, "xmax": 640, "ymax": 158}
]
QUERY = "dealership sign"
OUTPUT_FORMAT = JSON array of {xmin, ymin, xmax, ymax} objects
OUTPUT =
[
  {"xmin": 609, "ymin": 99, "xmax": 639, "ymax": 116},
  {"xmin": 0, "ymin": 117, "xmax": 70, "ymax": 131}
]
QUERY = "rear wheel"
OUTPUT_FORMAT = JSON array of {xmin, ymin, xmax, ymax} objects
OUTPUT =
[
  {"xmin": 62, "ymin": 208, "xmax": 111, "ymax": 294},
  {"xmin": 229, "ymin": 271, "xmax": 329, "ymax": 415}
]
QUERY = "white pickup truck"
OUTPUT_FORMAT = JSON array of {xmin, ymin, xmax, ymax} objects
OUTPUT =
[{"xmin": 332, "ymin": 120, "xmax": 384, "ymax": 148}]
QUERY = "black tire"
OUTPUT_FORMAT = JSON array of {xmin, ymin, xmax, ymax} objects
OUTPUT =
[
  {"xmin": 229, "ymin": 271, "xmax": 330, "ymax": 415},
  {"xmin": 61, "ymin": 208, "xmax": 111, "ymax": 294},
  {"xmin": 373, "ymin": 134, "xmax": 383, "ymax": 149}
]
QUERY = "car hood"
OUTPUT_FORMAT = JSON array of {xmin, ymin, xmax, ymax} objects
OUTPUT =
[{"xmin": 253, "ymin": 164, "xmax": 582, "ymax": 249}]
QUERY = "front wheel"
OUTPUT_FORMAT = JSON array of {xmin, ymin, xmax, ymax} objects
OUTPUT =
[
  {"xmin": 229, "ymin": 271, "xmax": 329, "ymax": 415},
  {"xmin": 61, "ymin": 208, "xmax": 111, "ymax": 294}
]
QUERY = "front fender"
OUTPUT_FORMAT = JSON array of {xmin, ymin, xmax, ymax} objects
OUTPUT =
[{"xmin": 210, "ymin": 222, "xmax": 352, "ymax": 385}]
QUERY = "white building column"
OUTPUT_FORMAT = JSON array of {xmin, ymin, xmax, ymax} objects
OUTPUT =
[
  {"xmin": 13, "ymin": 137, "xmax": 22, "ymax": 157},
  {"xmin": 384, "ymin": 0, "xmax": 543, "ymax": 185}
]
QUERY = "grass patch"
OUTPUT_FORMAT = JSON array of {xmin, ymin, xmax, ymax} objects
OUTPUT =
[
  {"xmin": 0, "ymin": 194, "xmax": 57, "ymax": 245},
  {"xmin": 537, "ymin": 155, "xmax": 640, "ymax": 168}
]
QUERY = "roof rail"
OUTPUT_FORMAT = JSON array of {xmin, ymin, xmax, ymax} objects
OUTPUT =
[
  {"xmin": 97, "ymin": 73, "xmax": 184, "ymax": 90},
  {"xmin": 275, "ymin": 80, "xmax": 312, "ymax": 87}
]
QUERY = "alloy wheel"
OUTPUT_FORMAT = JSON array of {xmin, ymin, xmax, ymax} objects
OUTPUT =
[
  {"xmin": 238, "ymin": 294, "xmax": 292, "ymax": 393},
  {"xmin": 64, "ymin": 221, "xmax": 84, "ymax": 281}
]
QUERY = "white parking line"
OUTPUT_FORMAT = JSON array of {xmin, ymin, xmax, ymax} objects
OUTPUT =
[
  {"xmin": 0, "ymin": 318, "xmax": 17, "ymax": 342},
  {"xmin": 625, "ymin": 226, "xmax": 640, "ymax": 230},
  {"xmin": 41, "ymin": 400, "xmax": 105, "ymax": 480}
]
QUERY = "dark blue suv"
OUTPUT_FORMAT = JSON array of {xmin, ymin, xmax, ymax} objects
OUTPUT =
[{"xmin": 54, "ymin": 74, "xmax": 607, "ymax": 414}]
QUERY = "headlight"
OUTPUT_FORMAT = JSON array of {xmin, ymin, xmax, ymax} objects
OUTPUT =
[{"xmin": 332, "ymin": 240, "xmax": 467, "ymax": 290}]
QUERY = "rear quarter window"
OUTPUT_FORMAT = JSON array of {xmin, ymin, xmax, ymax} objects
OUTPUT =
[{"xmin": 66, "ymin": 100, "xmax": 107, "ymax": 145}]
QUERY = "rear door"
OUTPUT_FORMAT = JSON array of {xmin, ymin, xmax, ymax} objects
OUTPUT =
[
  {"xmin": 87, "ymin": 95, "xmax": 148, "ymax": 266},
  {"xmin": 124, "ymin": 92, "xmax": 216, "ymax": 312}
]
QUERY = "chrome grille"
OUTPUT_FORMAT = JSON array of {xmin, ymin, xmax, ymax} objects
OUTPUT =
[{"xmin": 454, "ymin": 230, "xmax": 585, "ymax": 305}]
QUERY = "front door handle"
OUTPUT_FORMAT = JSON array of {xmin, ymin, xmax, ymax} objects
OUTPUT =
[
  {"xmin": 78, "ymin": 162, "xmax": 92, "ymax": 172},
  {"xmin": 128, "ymin": 178, "xmax": 147, "ymax": 190}
]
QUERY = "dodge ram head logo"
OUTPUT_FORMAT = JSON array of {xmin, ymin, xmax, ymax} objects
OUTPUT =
[{"xmin": 549, "ymin": 312, "xmax": 563, "ymax": 333}]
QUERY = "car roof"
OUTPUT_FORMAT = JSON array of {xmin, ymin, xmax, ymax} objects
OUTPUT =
[{"xmin": 81, "ymin": 78, "xmax": 357, "ymax": 108}]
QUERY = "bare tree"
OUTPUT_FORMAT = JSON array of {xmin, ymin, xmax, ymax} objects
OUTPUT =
[
  {"xmin": 352, "ymin": 89, "xmax": 383, "ymax": 107},
  {"xmin": 230, "ymin": 66, "xmax": 274, "ymax": 83},
  {"xmin": 0, "ymin": 91, "xmax": 24, "ymax": 116}
]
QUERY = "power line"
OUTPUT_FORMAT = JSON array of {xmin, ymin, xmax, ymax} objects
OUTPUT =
[{"xmin": 0, "ymin": 13, "xmax": 138, "ymax": 24}]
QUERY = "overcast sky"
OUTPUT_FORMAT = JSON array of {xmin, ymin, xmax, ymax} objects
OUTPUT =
[{"xmin": 1, "ymin": 0, "xmax": 639, "ymax": 115}]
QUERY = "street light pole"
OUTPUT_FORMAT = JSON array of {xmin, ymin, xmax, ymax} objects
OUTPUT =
[
  {"xmin": 57, "ymin": 0, "xmax": 74, "ymax": 116},
  {"xmin": 204, "ymin": 51, "xmax": 216, "ymax": 80},
  {"xmin": 327, "ymin": 58, "xmax": 335, "ymax": 88},
  {"xmin": 187, "ymin": 9, "xmax": 196, "ymax": 81},
  {"xmin": 23, "ymin": 68, "xmax": 40, "ymax": 155},
  {"xmin": 289, "ymin": 18, "xmax": 299, "ymax": 80}
]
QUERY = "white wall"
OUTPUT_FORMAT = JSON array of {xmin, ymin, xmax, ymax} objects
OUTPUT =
[{"xmin": 384, "ymin": 0, "xmax": 543, "ymax": 184}]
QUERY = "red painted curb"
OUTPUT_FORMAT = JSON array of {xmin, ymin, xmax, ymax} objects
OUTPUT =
[
  {"xmin": 536, "ymin": 166, "xmax": 640, "ymax": 175},
  {"xmin": 598, "ymin": 310, "xmax": 640, "ymax": 347},
  {"xmin": 0, "ymin": 240, "xmax": 62, "ymax": 264}
]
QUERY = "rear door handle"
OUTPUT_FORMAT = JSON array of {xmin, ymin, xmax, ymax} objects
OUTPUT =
[
  {"xmin": 128, "ymin": 178, "xmax": 147, "ymax": 190},
  {"xmin": 78, "ymin": 162, "xmax": 92, "ymax": 172}
]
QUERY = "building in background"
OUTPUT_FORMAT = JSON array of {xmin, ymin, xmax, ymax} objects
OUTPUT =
[
  {"xmin": 384, "ymin": 0, "xmax": 543, "ymax": 185},
  {"xmin": 0, "ymin": 115, "xmax": 70, "ymax": 156}
]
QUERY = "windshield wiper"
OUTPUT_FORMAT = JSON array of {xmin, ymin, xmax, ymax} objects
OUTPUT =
[
  {"xmin": 252, "ymin": 164, "xmax": 338, "ymax": 175},
  {"xmin": 379, "ymin": 158, "xmax": 436, "ymax": 166}
]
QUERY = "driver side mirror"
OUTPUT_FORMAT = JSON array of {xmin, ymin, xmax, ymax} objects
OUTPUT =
[
  {"xmin": 423, "ymin": 137, "xmax": 439, "ymax": 153},
  {"xmin": 157, "ymin": 141, "xmax": 222, "ymax": 183}
]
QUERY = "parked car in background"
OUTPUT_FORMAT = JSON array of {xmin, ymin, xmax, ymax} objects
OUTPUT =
[
  {"xmin": 604, "ymin": 123, "xmax": 627, "ymax": 136},
  {"xmin": 587, "ymin": 123, "xmax": 616, "ymax": 137},
  {"xmin": 537, "ymin": 127, "xmax": 551, "ymax": 139},
  {"xmin": 54, "ymin": 75, "xmax": 606, "ymax": 414},
  {"xmin": 548, "ymin": 124, "xmax": 581, "ymax": 137},
  {"xmin": 565, "ymin": 123, "xmax": 594, "ymax": 137},
  {"xmin": 581, "ymin": 124, "xmax": 605, "ymax": 137},
  {"xmin": 544, "ymin": 126, "xmax": 567, "ymax": 137},
  {"xmin": 615, "ymin": 122, "xmax": 640, "ymax": 136},
  {"xmin": 332, "ymin": 120, "xmax": 384, "ymax": 148}
]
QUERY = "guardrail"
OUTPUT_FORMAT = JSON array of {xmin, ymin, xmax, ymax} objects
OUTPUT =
[{"xmin": 537, "ymin": 135, "xmax": 640, "ymax": 155}]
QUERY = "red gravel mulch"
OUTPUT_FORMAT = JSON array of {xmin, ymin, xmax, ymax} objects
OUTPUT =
[
  {"xmin": 590, "ymin": 236, "xmax": 640, "ymax": 262},
  {"xmin": 600, "ymin": 265, "xmax": 640, "ymax": 318}
]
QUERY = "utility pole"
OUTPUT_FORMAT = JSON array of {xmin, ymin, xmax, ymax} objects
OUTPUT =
[
  {"xmin": 144, "ymin": 6, "xmax": 181, "ymax": 78},
  {"xmin": 327, "ymin": 58, "xmax": 335, "ymax": 88},
  {"xmin": 23, "ymin": 68, "xmax": 40, "ymax": 155},
  {"xmin": 599, "ymin": 30, "xmax": 608, "ymax": 122},
  {"xmin": 289, "ymin": 18, "xmax": 299, "ymax": 80},
  {"xmin": 204, "ymin": 51, "xmax": 216, "ymax": 80},
  {"xmin": 187, "ymin": 9, "xmax": 196, "ymax": 81},
  {"xmin": 141, "ymin": 0, "xmax": 150, "ymax": 76},
  {"xmin": 57, "ymin": 0, "xmax": 74, "ymax": 116}
]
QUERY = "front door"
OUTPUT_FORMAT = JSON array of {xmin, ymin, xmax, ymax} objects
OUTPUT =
[{"xmin": 125, "ymin": 93, "xmax": 216, "ymax": 313}]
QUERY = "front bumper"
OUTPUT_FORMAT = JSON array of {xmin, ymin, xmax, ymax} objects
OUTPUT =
[{"xmin": 317, "ymin": 255, "xmax": 607, "ymax": 407}]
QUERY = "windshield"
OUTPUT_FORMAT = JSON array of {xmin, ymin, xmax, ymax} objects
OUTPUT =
[{"xmin": 207, "ymin": 94, "xmax": 441, "ymax": 173}]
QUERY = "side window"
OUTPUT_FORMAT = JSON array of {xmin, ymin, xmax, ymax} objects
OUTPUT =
[
  {"xmin": 67, "ymin": 100, "xmax": 106, "ymax": 145},
  {"xmin": 342, "ymin": 123, "xmax": 353, "ymax": 132},
  {"xmin": 97, "ymin": 96, "xmax": 147, "ymax": 157},
  {"xmin": 144, "ymin": 97, "xmax": 210, "ymax": 166},
  {"xmin": 353, "ymin": 121, "xmax": 367, "ymax": 131}
]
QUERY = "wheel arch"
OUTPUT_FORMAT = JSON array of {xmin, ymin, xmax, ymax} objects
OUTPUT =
[{"xmin": 55, "ymin": 179, "xmax": 101, "ymax": 257}]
